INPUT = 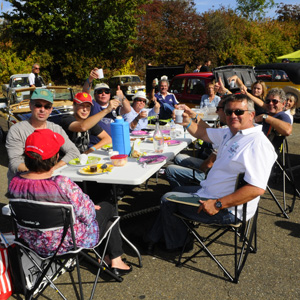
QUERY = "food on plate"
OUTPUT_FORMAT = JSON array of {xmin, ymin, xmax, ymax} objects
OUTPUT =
[
  {"xmin": 148, "ymin": 136, "xmax": 171, "ymax": 142},
  {"xmin": 89, "ymin": 165, "xmax": 97, "ymax": 172},
  {"xmin": 80, "ymin": 164, "xmax": 113, "ymax": 174}
]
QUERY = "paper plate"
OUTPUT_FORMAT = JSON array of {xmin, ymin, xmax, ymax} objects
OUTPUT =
[
  {"xmin": 165, "ymin": 140, "xmax": 181, "ymax": 146},
  {"xmin": 78, "ymin": 164, "xmax": 114, "ymax": 175},
  {"xmin": 139, "ymin": 155, "xmax": 167, "ymax": 164},
  {"xmin": 131, "ymin": 130, "xmax": 149, "ymax": 136},
  {"xmin": 161, "ymin": 130, "xmax": 170, "ymax": 135},
  {"xmin": 68, "ymin": 156, "xmax": 101, "ymax": 166}
]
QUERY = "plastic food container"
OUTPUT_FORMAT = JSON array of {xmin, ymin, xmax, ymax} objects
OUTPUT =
[{"xmin": 110, "ymin": 154, "xmax": 128, "ymax": 166}]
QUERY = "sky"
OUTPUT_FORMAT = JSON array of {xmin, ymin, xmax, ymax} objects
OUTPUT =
[{"xmin": 1, "ymin": 0, "xmax": 299, "ymax": 18}]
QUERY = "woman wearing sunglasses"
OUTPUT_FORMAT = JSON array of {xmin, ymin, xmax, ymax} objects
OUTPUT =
[{"xmin": 123, "ymin": 91, "xmax": 160, "ymax": 131}]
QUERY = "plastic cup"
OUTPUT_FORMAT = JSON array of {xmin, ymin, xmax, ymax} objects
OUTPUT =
[
  {"xmin": 97, "ymin": 68, "xmax": 104, "ymax": 79},
  {"xmin": 79, "ymin": 154, "xmax": 88, "ymax": 165},
  {"xmin": 175, "ymin": 109, "xmax": 184, "ymax": 123}
]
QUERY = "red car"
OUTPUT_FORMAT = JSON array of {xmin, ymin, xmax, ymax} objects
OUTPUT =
[
  {"xmin": 169, "ymin": 66, "xmax": 257, "ymax": 108},
  {"xmin": 169, "ymin": 72, "xmax": 214, "ymax": 108}
]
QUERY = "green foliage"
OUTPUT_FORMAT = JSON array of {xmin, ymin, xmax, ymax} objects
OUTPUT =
[
  {"xmin": 0, "ymin": 0, "xmax": 300, "ymax": 85},
  {"xmin": 1, "ymin": 0, "xmax": 148, "ymax": 82},
  {"xmin": 236, "ymin": 0, "xmax": 276, "ymax": 20}
]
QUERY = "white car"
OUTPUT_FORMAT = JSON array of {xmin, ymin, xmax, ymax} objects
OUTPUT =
[{"xmin": 2, "ymin": 74, "xmax": 46, "ymax": 104}]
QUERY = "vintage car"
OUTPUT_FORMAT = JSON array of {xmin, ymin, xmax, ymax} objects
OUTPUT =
[
  {"xmin": 2, "ymin": 74, "xmax": 46, "ymax": 104},
  {"xmin": 0, "ymin": 86, "xmax": 74, "ymax": 142},
  {"xmin": 255, "ymin": 63, "xmax": 300, "ymax": 121},
  {"xmin": 108, "ymin": 75, "xmax": 145, "ymax": 100},
  {"xmin": 169, "ymin": 65, "xmax": 256, "ymax": 107}
]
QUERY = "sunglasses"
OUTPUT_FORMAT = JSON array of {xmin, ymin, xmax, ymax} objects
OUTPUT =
[
  {"xmin": 216, "ymin": 106, "xmax": 224, "ymax": 112},
  {"xmin": 265, "ymin": 99, "xmax": 279, "ymax": 105},
  {"xmin": 96, "ymin": 89, "xmax": 110, "ymax": 95},
  {"xmin": 34, "ymin": 67, "xmax": 40, "ymax": 70},
  {"xmin": 135, "ymin": 98, "xmax": 146, "ymax": 103},
  {"xmin": 225, "ymin": 109, "xmax": 250, "ymax": 116},
  {"xmin": 34, "ymin": 103, "xmax": 52, "ymax": 110}
]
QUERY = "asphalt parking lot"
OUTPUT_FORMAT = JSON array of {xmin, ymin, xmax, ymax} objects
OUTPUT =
[{"xmin": 0, "ymin": 123, "xmax": 299, "ymax": 300}]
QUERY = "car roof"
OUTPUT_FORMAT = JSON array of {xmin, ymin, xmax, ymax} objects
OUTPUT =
[
  {"xmin": 10, "ymin": 74, "xmax": 30, "ymax": 78},
  {"xmin": 255, "ymin": 63, "xmax": 300, "ymax": 84},
  {"xmin": 111, "ymin": 75, "xmax": 139, "ymax": 78},
  {"xmin": 172, "ymin": 72, "xmax": 214, "ymax": 79}
]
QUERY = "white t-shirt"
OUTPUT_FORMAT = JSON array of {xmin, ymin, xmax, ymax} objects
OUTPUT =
[{"xmin": 194, "ymin": 125, "xmax": 277, "ymax": 220}]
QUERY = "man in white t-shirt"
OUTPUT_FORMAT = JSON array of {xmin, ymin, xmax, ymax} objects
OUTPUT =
[
  {"xmin": 28, "ymin": 63, "xmax": 45, "ymax": 87},
  {"xmin": 146, "ymin": 94, "xmax": 277, "ymax": 252}
]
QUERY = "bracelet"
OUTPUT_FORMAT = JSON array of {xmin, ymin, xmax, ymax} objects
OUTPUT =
[
  {"xmin": 86, "ymin": 78, "xmax": 92, "ymax": 85},
  {"xmin": 91, "ymin": 146, "xmax": 96, "ymax": 151},
  {"xmin": 185, "ymin": 119, "xmax": 192, "ymax": 130},
  {"xmin": 192, "ymin": 114, "xmax": 199, "ymax": 123}
]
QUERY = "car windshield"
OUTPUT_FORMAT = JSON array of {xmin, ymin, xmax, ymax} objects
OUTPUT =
[
  {"xmin": 121, "ymin": 76, "xmax": 141, "ymax": 83},
  {"xmin": 12, "ymin": 77, "xmax": 30, "ymax": 87}
]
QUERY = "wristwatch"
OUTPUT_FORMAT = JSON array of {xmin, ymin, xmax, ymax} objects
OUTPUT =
[
  {"xmin": 262, "ymin": 114, "xmax": 268, "ymax": 121},
  {"xmin": 215, "ymin": 199, "xmax": 222, "ymax": 209}
]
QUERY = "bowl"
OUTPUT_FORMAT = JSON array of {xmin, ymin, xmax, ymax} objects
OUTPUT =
[{"xmin": 110, "ymin": 154, "xmax": 128, "ymax": 166}]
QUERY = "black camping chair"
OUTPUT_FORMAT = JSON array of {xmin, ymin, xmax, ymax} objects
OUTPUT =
[
  {"xmin": 173, "ymin": 173, "xmax": 258, "ymax": 283},
  {"xmin": 9, "ymin": 199, "xmax": 121, "ymax": 300},
  {"xmin": 267, "ymin": 137, "xmax": 300, "ymax": 218}
]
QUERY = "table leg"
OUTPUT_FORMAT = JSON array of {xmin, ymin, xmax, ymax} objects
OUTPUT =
[{"xmin": 112, "ymin": 184, "xmax": 143, "ymax": 267}]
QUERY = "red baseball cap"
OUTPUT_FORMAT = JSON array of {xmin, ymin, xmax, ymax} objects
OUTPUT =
[
  {"xmin": 25, "ymin": 129, "xmax": 65, "ymax": 160},
  {"xmin": 73, "ymin": 92, "xmax": 93, "ymax": 105}
]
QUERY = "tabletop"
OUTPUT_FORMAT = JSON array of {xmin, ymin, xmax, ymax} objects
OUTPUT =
[{"xmin": 53, "ymin": 132, "xmax": 195, "ymax": 186}]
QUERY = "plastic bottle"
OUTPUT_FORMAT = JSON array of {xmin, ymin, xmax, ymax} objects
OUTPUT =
[
  {"xmin": 111, "ymin": 116, "xmax": 131, "ymax": 155},
  {"xmin": 153, "ymin": 120, "xmax": 164, "ymax": 153},
  {"xmin": 170, "ymin": 119, "xmax": 176, "ymax": 139}
]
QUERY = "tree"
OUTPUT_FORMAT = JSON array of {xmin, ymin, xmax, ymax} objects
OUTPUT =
[
  {"xmin": 134, "ymin": 0, "xmax": 205, "ymax": 71},
  {"xmin": 1, "ymin": 0, "xmax": 148, "ymax": 83},
  {"xmin": 236, "ymin": 0, "xmax": 276, "ymax": 20},
  {"xmin": 276, "ymin": 3, "xmax": 300, "ymax": 22}
]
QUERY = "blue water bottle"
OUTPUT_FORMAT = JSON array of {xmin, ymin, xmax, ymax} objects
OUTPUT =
[{"xmin": 111, "ymin": 116, "xmax": 131, "ymax": 155}]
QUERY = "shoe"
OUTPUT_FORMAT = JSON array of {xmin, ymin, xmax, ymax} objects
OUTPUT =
[
  {"xmin": 145, "ymin": 241, "xmax": 155, "ymax": 255},
  {"xmin": 111, "ymin": 264, "xmax": 132, "ymax": 276}
]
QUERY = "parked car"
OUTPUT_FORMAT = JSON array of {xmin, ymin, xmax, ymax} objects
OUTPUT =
[
  {"xmin": 169, "ymin": 65, "xmax": 256, "ymax": 107},
  {"xmin": 108, "ymin": 75, "xmax": 145, "ymax": 100},
  {"xmin": 0, "ymin": 86, "xmax": 74, "ymax": 142},
  {"xmin": 2, "ymin": 74, "xmax": 46, "ymax": 104},
  {"xmin": 255, "ymin": 63, "xmax": 300, "ymax": 121}
]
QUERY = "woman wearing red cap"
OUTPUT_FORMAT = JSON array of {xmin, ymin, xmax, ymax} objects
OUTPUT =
[
  {"xmin": 61, "ymin": 92, "xmax": 117, "ymax": 153},
  {"xmin": 8, "ymin": 129, "xmax": 132, "ymax": 276}
]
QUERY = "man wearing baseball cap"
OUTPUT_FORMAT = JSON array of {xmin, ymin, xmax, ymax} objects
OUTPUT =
[
  {"xmin": 6, "ymin": 88, "xmax": 80, "ymax": 183},
  {"xmin": 60, "ymin": 92, "xmax": 112, "ymax": 153},
  {"xmin": 82, "ymin": 68, "xmax": 131, "ymax": 140},
  {"xmin": 123, "ymin": 91, "xmax": 160, "ymax": 131}
]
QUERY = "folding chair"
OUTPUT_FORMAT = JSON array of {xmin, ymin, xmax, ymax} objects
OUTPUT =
[
  {"xmin": 174, "ymin": 173, "xmax": 258, "ymax": 283},
  {"xmin": 9, "ymin": 199, "xmax": 121, "ymax": 300},
  {"xmin": 267, "ymin": 137, "xmax": 300, "ymax": 218}
]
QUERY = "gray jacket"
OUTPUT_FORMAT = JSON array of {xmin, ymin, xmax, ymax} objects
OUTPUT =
[{"xmin": 6, "ymin": 120, "xmax": 80, "ymax": 183}]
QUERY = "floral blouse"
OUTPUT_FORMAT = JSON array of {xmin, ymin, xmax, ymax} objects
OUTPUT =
[{"xmin": 8, "ymin": 174, "xmax": 99, "ymax": 257}]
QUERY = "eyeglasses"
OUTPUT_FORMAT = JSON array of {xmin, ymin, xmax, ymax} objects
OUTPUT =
[
  {"xmin": 135, "ymin": 98, "xmax": 146, "ymax": 103},
  {"xmin": 225, "ymin": 109, "xmax": 250, "ymax": 116},
  {"xmin": 34, "ymin": 67, "xmax": 40, "ymax": 70},
  {"xmin": 34, "ymin": 103, "xmax": 52, "ymax": 110},
  {"xmin": 216, "ymin": 106, "xmax": 224, "ymax": 112},
  {"xmin": 265, "ymin": 99, "xmax": 279, "ymax": 105},
  {"xmin": 96, "ymin": 89, "xmax": 110, "ymax": 95}
]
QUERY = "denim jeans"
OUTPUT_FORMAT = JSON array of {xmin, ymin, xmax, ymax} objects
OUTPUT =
[
  {"xmin": 159, "ymin": 103, "xmax": 174, "ymax": 120},
  {"xmin": 147, "ymin": 188, "xmax": 236, "ymax": 250},
  {"xmin": 165, "ymin": 154, "xmax": 206, "ymax": 188}
]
